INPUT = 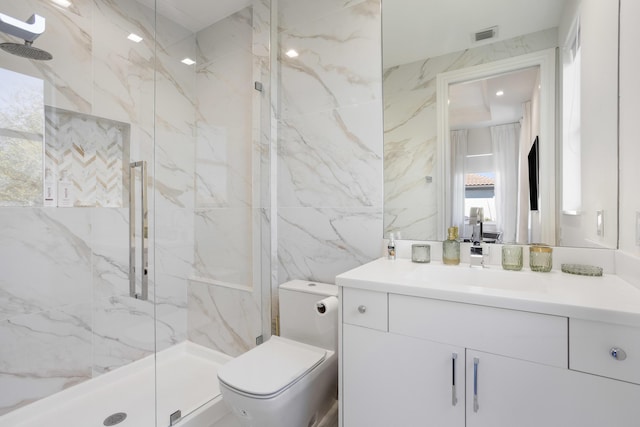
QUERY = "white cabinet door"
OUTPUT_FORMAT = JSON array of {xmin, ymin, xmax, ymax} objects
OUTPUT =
[
  {"xmin": 343, "ymin": 324, "xmax": 464, "ymax": 427},
  {"xmin": 466, "ymin": 350, "xmax": 640, "ymax": 427}
]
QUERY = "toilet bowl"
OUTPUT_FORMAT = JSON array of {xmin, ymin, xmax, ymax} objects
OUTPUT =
[
  {"xmin": 218, "ymin": 336, "xmax": 337, "ymax": 427},
  {"xmin": 217, "ymin": 280, "xmax": 338, "ymax": 427}
]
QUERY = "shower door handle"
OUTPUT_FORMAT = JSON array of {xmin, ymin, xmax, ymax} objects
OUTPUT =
[{"xmin": 129, "ymin": 161, "xmax": 148, "ymax": 301}]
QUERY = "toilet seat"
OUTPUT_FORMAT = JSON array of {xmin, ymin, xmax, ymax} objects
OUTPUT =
[{"xmin": 218, "ymin": 336, "xmax": 328, "ymax": 399}]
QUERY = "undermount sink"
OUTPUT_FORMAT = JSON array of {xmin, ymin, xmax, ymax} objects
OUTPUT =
[{"xmin": 402, "ymin": 262, "xmax": 553, "ymax": 293}]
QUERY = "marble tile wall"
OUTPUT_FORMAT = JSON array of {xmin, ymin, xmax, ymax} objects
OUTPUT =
[
  {"xmin": 0, "ymin": 0, "xmax": 195, "ymax": 414},
  {"xmin": 275, "ymin": 0, "xmax": 384, "ymax": 293},
  {"xmin": 383, "ymin": 28, "xmax": 558, "ymax": 241}
]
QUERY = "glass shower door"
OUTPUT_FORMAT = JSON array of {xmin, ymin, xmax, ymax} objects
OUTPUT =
[
  {"xmin": 0, "ymin": 0, "xmax": 158, "ymax": 425},
  {"xmin": 152, "ymin": 0, "xmax": 272, "ymax": 424}
]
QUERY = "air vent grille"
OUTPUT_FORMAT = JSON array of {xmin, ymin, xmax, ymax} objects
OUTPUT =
[{"xmin": 474, "ymin": 26, "xmax": 498, "ymax": 42}]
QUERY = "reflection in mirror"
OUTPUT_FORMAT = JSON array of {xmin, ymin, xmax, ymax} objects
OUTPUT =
[
  {"xmin": 439, "ymin": 50, "xmax": 556, "ymax": 246},
  {"xmin": 449, "ymin": 67, "xmax": 541, "ymax": 244},
  {"xmin": 0, "ymin": 67, "xmax": 43, "ymax": 206},
  {"xmin": 383, "ymin": 0, "xmax": 619, "ymax": 248}
]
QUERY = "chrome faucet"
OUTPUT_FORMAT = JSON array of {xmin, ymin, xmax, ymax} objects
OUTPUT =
[
  {"xmin": 469, "ymin": 207, "xmax": 484, "ymax": 244},
  {"xmin": 469, "ymin": 207, "xmax": 484, "ymax": 268},
  {"xmin": 470, "ymin": 242, "xmax": 484, "ymax": 267}
]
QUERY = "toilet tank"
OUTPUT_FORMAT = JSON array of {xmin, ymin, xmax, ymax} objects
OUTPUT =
[{"xmin": 279, "ymin": 280, "xmax": 339, "ymax": 351}]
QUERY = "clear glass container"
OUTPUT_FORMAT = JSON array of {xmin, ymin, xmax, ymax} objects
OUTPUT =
[
  {"xmin": 443, "ymin": 227, "xmax": 460, "ymax": 265},
  {"xmin": 529, "ymin": 245, "xmax": 553, "ymax": 272},
  {"xmin": 501, "ymin": 245, "xmax": 523, "ymax": 271},
  {"xmin": 412, "ymin": 244, "xmax": 430, "ymax": 263}
]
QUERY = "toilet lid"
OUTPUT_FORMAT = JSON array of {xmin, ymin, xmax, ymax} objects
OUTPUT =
[{"xmin": 217, "ymin": 336, "xmax": 327, "ymax": 398}]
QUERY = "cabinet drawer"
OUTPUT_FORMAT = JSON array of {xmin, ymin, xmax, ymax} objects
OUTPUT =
[
  {"xmin": 570, "ymin": 319, "xmax": 640, "ymax": 384},
  {"xmin": 342, "ymin": 288, "xmax": 388, "ymax": 331},
  {"xmin": 389, "ymin": 294, "xmax": 568, "ymax": 367}
]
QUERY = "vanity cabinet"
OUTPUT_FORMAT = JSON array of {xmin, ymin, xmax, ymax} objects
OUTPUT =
[
  {"xmin": 465, "ymin": 350, "xmax": 640, "ymax": 426},
  {"xmin": 343, "ymin": 323, "xmax": 465, "ymax": 426},
  {"xmin": 341, "ymin": 289, "xmax": 640, "ymax": 427}
]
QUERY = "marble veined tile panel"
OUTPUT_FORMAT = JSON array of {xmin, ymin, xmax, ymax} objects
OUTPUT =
[
  {"xmin": 194, "ymin": 207, "xmax": 255, "ymax": 288},
  {"xmin": 277, "ymin": 207, "xmax": 383, "ymax": 284},
  {"xmin": 0, "ymin": 208, "xmax": 91, "ymax": 321},
  {"xmin": 91, "ymin": 0, "xmax": 156, "ymax": 125},
  {"xmin": 278, "ymin": 0, "xmax": 370, "ymax": 32},
  {"xmin": 197, "ymin": 49, "xmax": 253, "ymax": 132},
  {"xmin": 154, "ymin": 37, "xmax": 197, "ymax": 136},
  {"xmin": 196, "ymin": 7, "xmax": 252, "ymax": 65},
  {"xmin": 154, "ymin": 129, "xmax": 196, "ymax": 211},
  {"xmin": 91, "ymin": 294, "xmax": 156, "ymax": 376},
  {"xmin": 251, "ymin": 0, "xmax": 271, "ymax": 59},
  {"xmin": 0, "ymin": 304, "xmax": 92, "ymax": 415},
  {"xmin": 384, "ymin": 207, "xmax": 439, "ymax": 242},
  {"xmin": 187, "ymin": 280, "xmax": 260, "ymax": 357},
  {"xmin": 278, "ymin": 102, "xmax": 383, "ymax": 208},
  {"xmin": 195, "ymin": 123, "xmax": 253, "ymax": 209},
  {"xmin": 90, "ymin": 207, "xmax": 129, "ymax": 295},
  {"xmin": 278, "ymin": 0, "xmax": 381, "ymax": 119}
]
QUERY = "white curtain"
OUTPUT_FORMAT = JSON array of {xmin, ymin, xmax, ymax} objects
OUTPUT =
[
  {"xmin": 517, "ymin": 102, "xmax": 533, "ymax": 243},
  {"xmin": 450, "ymin": 130, "xmax": 468, "ymax": 233},
  {"xmin": 491, "ymin": 123, "xmax": 520, "ymax": 243}
]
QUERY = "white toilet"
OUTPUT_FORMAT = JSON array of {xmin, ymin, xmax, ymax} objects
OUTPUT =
[{"xmin": 217, "ymin": 280, "xmax": 339, "ymax": 427}]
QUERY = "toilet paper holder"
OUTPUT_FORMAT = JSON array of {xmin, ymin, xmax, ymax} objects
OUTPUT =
[{"xmin": 315, "ymin": 296, "xmax": 338, "ymax": 315}]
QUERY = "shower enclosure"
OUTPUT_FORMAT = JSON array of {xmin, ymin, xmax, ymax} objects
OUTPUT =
[{"xmin": 0, "ymin": 0, "xmax": 272, "ymax": 425}]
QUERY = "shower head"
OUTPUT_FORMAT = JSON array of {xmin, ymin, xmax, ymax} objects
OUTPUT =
[
  {"xmin": 0, "ymin": 13, "xmax": 52, "ymax": 60},
  {"xmin": 0, "ymin": 41, "xmax": 52, "ymax": 60}
]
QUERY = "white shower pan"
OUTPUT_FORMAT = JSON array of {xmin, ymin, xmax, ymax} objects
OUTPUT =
[{"xmin": 0, "ymin": 342, "xmax": 233, "ymax": 427}]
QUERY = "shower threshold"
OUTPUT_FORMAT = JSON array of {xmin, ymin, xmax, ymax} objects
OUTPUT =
[{"xmin": 0, "ymin": 342, "xmax": 233, "ymax": 427}]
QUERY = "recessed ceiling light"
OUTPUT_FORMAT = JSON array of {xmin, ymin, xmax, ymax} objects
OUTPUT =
[
  {"xmin": 127, "ymin": 33, "xmax": 143, "ymax": 43},
  {"xmin": 285, "ymin": 49, "xmax": 299, "ymax": 58},
  {"xmin": 496, "ymin": 90, "xmax": 504, "ymax": 97},
  {"xmin": 181, "ymin": 58, "xmax": 196, "ymax": 66},
  {"xmin": 51, "ymin": 0, "xmax": 72, "ymax": 7}
]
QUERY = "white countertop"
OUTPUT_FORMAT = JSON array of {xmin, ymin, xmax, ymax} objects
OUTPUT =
[{"xmin": 335, "ymin": 258, "xmax": 640, "ymax": 327}]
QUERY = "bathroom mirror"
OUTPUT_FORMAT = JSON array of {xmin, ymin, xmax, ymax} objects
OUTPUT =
[{"xmin": 383, "ymin": 0, "xmax": 619, "ymax": 249}]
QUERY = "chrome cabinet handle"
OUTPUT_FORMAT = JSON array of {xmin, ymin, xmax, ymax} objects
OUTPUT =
[
  {"xmin": 451, "ymin": 353, "xmax": 458, "ymax": 406},
  {"xmin": 129, "ymin": 161, "xmax": 148, "ymax": 301},
  {"xmin": 610, "ymin": 347, "xmax": 627, "ymax": 361},
  {"xmin": 357, "ymin": 305, "xmax": 367, "ymax": 314},
  {"xmin": 473, "ymin": 357, "xmax": 479, "ymax": 413}
]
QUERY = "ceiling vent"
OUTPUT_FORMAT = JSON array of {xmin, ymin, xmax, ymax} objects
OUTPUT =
[{"xmin": 474, "ymin": 26, "xmax": 498, "ymax": 42}]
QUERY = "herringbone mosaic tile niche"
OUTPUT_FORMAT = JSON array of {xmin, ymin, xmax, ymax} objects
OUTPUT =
[{"xmin": 45, "ymin": 107, "xmax": 130, "ymax": 207}]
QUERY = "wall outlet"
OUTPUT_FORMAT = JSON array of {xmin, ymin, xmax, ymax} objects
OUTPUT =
[{"xmin": 636, "ymin": 212, "xmax": 640, "ymax": 246}]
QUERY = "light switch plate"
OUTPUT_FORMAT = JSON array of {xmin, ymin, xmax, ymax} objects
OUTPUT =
[{"xmin": 596, "ymin": 210, "xmax": 604, "ymax": 237}]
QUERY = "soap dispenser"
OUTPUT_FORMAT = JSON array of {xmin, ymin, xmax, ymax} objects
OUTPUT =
[
  {"xmin": 43, "ymin": 168, "xmax": 57, "ymax": 207},
  {"xmin": 443, "ymin": 226, "xmax": 460, "ymax": 265},
  {"xmin": 387, "ymin": 232, "xmax": 396, "ymax": 260},
  {"xmin": 57, "ymin": 170, "xmax": 74, "ymax": 207}
]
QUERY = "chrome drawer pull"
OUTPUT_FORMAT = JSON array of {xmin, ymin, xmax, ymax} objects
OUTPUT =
[
  {"xmin": 473, "ymin": 357, "xmax": 479, "ymax": 412},
  {"xmin": 451, "ymin": 353, "xmax": 458, "ymax": 406},
  {"xmin": 357, "ymin": 305, "xmax": 367, "ymax": 314},
  {"xmin": 610, "ymin": 347, "xmax": 627, "ymax": 361}
]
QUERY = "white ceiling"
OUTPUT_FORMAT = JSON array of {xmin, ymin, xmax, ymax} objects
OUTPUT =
[
  {"xmin": 383, "ymin": 0, "xmax": 567, "ymax": 68},
  {"xmin": 136, "ymin": 0, "xmax": 252, "ymax": 33},
  {"xmin": 449, "ymin": 67, "xmax": 540, "ymax": 129}
]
